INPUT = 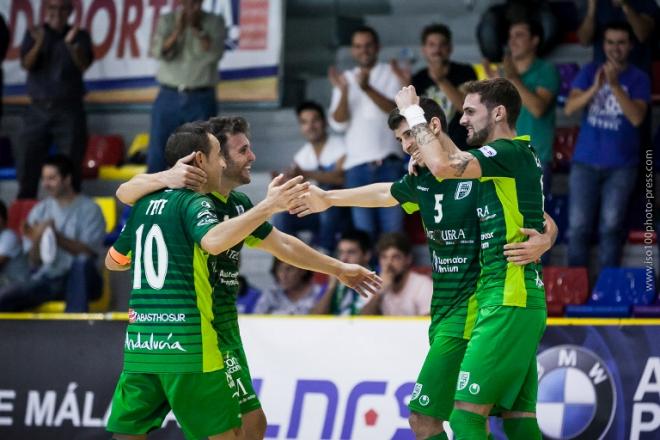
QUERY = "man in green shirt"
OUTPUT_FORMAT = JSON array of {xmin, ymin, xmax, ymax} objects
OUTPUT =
[
  {"xmin": 396, "ymin": 78, "xmax": 548, "ymax": 440},
  {"xmin": 105, "ymin": 123, "xmax": 313, "ymax": 440},
  {"xmin": 290, "ymin": 97, "xmax": 556, "ymax": 440},
  {"xmin": 116, "ymin": 117, "xmax": 382, "ymax": 440}
]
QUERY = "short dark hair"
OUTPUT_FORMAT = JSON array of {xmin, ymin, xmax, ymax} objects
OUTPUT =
[
  {"xmin": 376, "ymin": 232, "xmax": 412, "ymax": 256},
  {"xmin": 0, "ymin": 200, "xmax": 7, "ymax": 224},
  {"xmin": 463, "ymin": 78, "xmax": 522, "ymax": 129},
  {"xmin": 43, "ymin": 154, "xmax": 80, "ymax": 192},
  {"xmin": 207, "ymin": 116, "xmax": 250, "ymax": 155},
  {"xmin": 421, "ymin": 23, "xmax": 452, "ymax": 45},
  {"xmin": 388, "ymin": 97, "xmax": 448, "ymax": 133},
  {"xmin": 338, "ymin": 229, "xmax": 372, "ymax": 254},
  {"xmin": 603, "ymin": 21, "xmax": 633, "ymax": 41},
  {"xmin": 352, "ymin": 25, "xmax": 380, "ymax": 46},
  {"xmin": 165, "ymin": 122, "xmax": 213, "ymax": 167},
  {"xmin": 510, "ymin": 18, "xmax": 544, "ymax": 46},
  {"xmin": 271, "ymin": 257, "xmax": 313, "ymax": 283},
  {"xmin": 296, "ymin": 101, "xmax": 326, "ymax": 121}
]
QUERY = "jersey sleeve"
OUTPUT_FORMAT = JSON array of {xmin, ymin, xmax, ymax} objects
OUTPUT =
[
  {"xmin": 390, "ymin": 174, "xmax": 420, "ymax": 214},
  {"xmin": 470, "ymin": 140, "xmax": 521, "ymax": 178},
  {"xmin": 238, "ymin": 193, "xmax": 273, "ymax": 247},
  {"xmin": 183, "ymin": 194, "xmax": 221, "ymax": 245}
]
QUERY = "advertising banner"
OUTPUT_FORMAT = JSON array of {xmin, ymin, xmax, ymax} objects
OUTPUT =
[
  {"xmin": 0, "ymin": 316, "xmax": 658, "ymax": 439},
  {"xmin": 1, "ymin": 0, "xmax": 283, "ymax": 104}
]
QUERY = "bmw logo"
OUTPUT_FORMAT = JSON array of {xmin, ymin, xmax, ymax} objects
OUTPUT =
[{"xmin": 537, "ymin": 345, "xmax": 616, "ymax": 440}]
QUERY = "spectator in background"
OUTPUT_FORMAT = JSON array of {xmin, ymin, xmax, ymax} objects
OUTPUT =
[
  {"xmin": 311, "ymin": 229, "xmax": 372, "ymax": 315},
  {"xmin": 500, "ymin": 18, "xmax": 560, "ymax": 197},
  {"xmin": 0, "ymin": 201, "xmax": 29, "ymax": 288},
  {"xmin": 361, "ymin": 232, "xmax": 432, "ymax": 316},
  {"xmin": 17, "ymin": 0, "xmax": 94, "ymax": 199},
  {"xmin": 236, "ymin": 274, "xmax": 262, "ymax": 314},
  {"xmin": 328, "ymin": 26, "xmax": 404, "ymax": 238},
  {"xmin": 565, "ymin": 22, "xmax": 650, "ymax": 271},
  {"xmin": 577, "ymin": 0, "xmax": 658, "ymax": 72},
  {"xmin": 273, "ymin": 101, "xmax": 351, "ymax": 252},
  {"xmin": 147, "ymin": 0, "xmax": 226, "ymax": 172},
  {"xmin": 0, "ymin": 155, "xmax": 105, "ymax": 312},
  {"xmin": 253, "ymin": 257, "xmax": 324, "ymax": 315},
  {"xmin": 0, "ymin": 15, "xmax": 10, "ymax": 125},
  {"xmin": 402, "ymin": 23, "xmax": 477, "ymax": 150}
]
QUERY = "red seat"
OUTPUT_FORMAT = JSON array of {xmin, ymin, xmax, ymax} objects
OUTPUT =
[
  {"xmin": 628, "ymin": 230, "xmax": 657, "ymax": 244},
  {"xmin": 543, "ymin": 266, "xmax": 589, "ymax": 316},
  {"xmin": 404, "ymin": 212, "xmax": 426, "ymax": 245},
  {"xmin": 313, "ymin": 272, "xmax": 329, "ymax": 285},
  {"xmin": 552, "ymin": 127, "xmax": 579, "ymax": 170},
  {"xmin": 83, "ymin": 135, "xmax": 125, "ymax": 178},
  {"xmin": 8, "ymin": 199, "xmax": 38, "ymax": 235}
]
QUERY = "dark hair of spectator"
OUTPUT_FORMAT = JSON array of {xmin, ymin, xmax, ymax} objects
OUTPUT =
[
  {"xmin": 603, "ymin": 21, "xmax": 633, "ymax": 41},
  {"xmin": 165, "ymin": 121, "xmax": 213, "ymax": 167},
  {"xmin": 510, "ymin": 18, "xmax": 544, "ymax": 47},
  {"xmin": 352, "ymin": 25, "xmax": 380, "ymax": 46},
  {"xmin": 270, "ymin": 257, "xmax": 313, "ymax": 283},
  {"xmin": 463, "ymin": 78, "xmax": 522, "ymax": 129},
  {"xmin": 0, "ymin": 200, "xmax": 6, "ymax": 224},
  {"xmin": 296, "ymin": 101, "xmax": 326, "ymax": 121},
  {"xmin": 421, "ymin": 23, "xmax": 452, "ymax": 45},
  {"xmin": 388, "ymin": 97, "xmax": 448, "ymax": 133},
  {"xmin": 338, "ymin": 229, "xmax": 372, "ymax": 254},
  {"xmin": 43, "ymin": 154, "xmax": 80, "ymax": 192},
  {"xmin": 207, "ymin": 116, "xmax": 250, "ymax": 155},
  {"xmin": 376, "ymin": 232, "xmax": 412, "ymax": 256}
]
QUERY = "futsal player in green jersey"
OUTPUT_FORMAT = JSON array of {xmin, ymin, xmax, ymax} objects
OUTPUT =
[
  {"xmin": 105, "ymin": 123, "xmax": 318, "ymax": 440},
  {"xmin": 115, "ymin": 117, "xmax": 382, "ymax": 440},
  {"xmin": 290, "ymin": 97, "xmax": 556, "ymax": 440},
  {"xmin": 396, "ymin": 78, "xmax": 549, "ymax": 439}
]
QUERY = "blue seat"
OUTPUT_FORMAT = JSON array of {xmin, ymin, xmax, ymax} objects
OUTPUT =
[
  {"xmin": 544, "ymin": 194, "xmax": 568, "ymax": 244},
  {"xmin": 0, "ymin": 167, "xmax": 16, "ymax": 180},
  {"xmin": 565, "ymin": 267, "xmax": 656, "ymax": 317},
  {"xmin": 104, "ymin": 205, "xmax": 132, "ymax": 246}
]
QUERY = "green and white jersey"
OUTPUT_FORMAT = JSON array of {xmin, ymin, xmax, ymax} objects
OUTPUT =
[
  {"xmin": 470, "ymin": 135, "xmax": 546, "ymax": 309},
  {"xmin": 112, "ymin": 189, "xmax": 224, "ymax": 374},
  {"xmin": 208, "ymin": 191, "xmax": 273, "ymax": 350},
  {"xmin": 391, "ymin": 168, "xmax": 480, "ymax": 341}
]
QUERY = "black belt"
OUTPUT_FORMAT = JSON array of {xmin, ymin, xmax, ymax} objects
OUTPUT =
[{"xmin": 161, "ymin": 84, "xmax": 214, "ymax": 93}]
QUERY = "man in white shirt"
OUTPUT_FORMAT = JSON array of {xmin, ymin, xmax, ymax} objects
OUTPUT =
[
  {"xmin": 274, "ymin": 101, "xmax": 351, "ymax": 252},
  {"xmin": 361, "ymin": 232, "xmax": 432, "ymax": 316},
  {"xmin": 328, "ymin": 26, "xmax": 404, "ymax": 238}
]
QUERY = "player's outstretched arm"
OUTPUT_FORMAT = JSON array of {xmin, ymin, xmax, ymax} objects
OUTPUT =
[
  {"xmin": 395, "ymin": 85, "xmax": 482, "ymax": 179},
  {"xmin": 105, "ymin": 247, "xmax": 130, "ymax": 271},
  {"xmin": 201, "ymin": 175, "xmax": 308, "ymax": 255},
  {"xmin": 255, "ymin": 228, "xmax": 382, "ymax": 298},
  {"xmin": 502, "ymin": 212, "xmax": 558, "ymax": 265},
  {"xmin": 289, "ymin": 183, "xmax": 398, "ymax": 218},
  {"xmin": 116, "ymin": 152, "xmax": 207, "ymax": 206}
]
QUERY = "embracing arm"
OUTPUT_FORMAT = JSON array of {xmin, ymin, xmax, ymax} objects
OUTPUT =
[
  {"xmin": 289, "ymin": 183, "xmax": 398, "ymax": 218},
  {"xmin": 412, "ymin": 125, "xmax": 482, "ymax": 179}
]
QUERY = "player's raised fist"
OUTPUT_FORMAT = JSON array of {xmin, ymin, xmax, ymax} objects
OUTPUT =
[{"xmin": 395, "ymin": 85, "xmax": 420, "ymax": 111}]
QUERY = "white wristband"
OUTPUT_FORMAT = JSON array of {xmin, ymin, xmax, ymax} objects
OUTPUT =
[{"xmin": 401, "ymin": 105, "xmax": 427, "ymax": 128}]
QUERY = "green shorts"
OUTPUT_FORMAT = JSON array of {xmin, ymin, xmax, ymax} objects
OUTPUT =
[
  {"xmin": 408, "ymin": 334, "xmax": 468, "ymax": 421},
  {"xmin": 454, "ymin": 305, "xmax": 546, "ymax": 412},
  {"xmin": 224, "ymin": 347, "xmax": 262, "ymax": 414},
  {"xmin": 106, "ymin": 369, "xmax": 241, "ymax": 440}
]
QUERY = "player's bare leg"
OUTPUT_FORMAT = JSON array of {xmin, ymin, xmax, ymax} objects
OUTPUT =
[
  {"xmin": 209, "ymin": 426, "xmax": 241, "ymax": 439},
  {"xmin": 409, "ymin": 412, "xmax": 446, "ymax": 439},
  {"xmin": 239, "ymin": 408, "xmax": 267, "ymax": 440},
  {"xmin": 111, "ymin": 434, "xmax": 146, "ymax": 440}
]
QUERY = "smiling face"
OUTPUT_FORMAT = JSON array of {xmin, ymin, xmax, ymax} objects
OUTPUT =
[
  {"xmin": 393, "ymin": 120, "xmax": 426, "ymax": 167},
  {"xmin": 41, "ymin": 164, "xmax": 70, "ymax": 198},
  {"xmin": 422, "ymin": 32, "xmax": 451, "ymax": 65},
  {"xmin": 460, "ymin": 93, "xmax": 496, "ymax": 146},
  {"xmin": 508, "ymin": 23, "xmax": 538, "ymax": 60},
  {"xmin": 222, "ymin": 132, "xmax": 256, "ymax": 186},
  {"xmin": 298, "ymin": 109, "xmax": 326, "ymax": 145},
  {"xmin": 351, "ymin": 31, "xmax": 379, "ymax": 68},
  {"xmin": 603, "ymin": 29, "xmax": 632, "ymax": 66}
]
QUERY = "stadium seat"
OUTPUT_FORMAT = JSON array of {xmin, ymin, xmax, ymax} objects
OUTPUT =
[
  {"xmin": 544, "ymin": 194, "xmax": 568, "ymax": 244},
  {"xmin": 628, "ymin": 230, "xmax": 657, "ymax": 244},
  {"xmin": 7, "ymin": 199, "xmax": 38, "ymax": 235},
  {"xmin": 565, "ymin": 267, "xmax": 656, "ymax": 317},
  {"xmin": 32, "ymin": 269, "xmax": 112, "ymax": 313},
  {"xmin": 127, "ymin": 132, "xmax": 149, "ymax": 162},
  {"xmin": 104, "ymin": 205, "xmax": 131, "ymax": 246},
  {"xmin": 555, "ymin": 63, "xmax": 579, "ymax": 106},
  {"xmin": 543, "ymin": 266, "xmax": 589, "ymax": 316},
  {"xmin": 633, "ymin": 296, "xmax": 660, "ymax": 317},
  {"xmin": 552, "ymin": 126, "xmax": 579, "ymax": 172},
  {"xmin": 98, "ymin": 164, "xmax": 147, "ymax": 181},
  {"xmin": 82, "ymin": 135, "xmax": 125, "ymax": 178},
  {"xmin": 94, "ymin": 196, "xmax": 117, "ymax": 234}
]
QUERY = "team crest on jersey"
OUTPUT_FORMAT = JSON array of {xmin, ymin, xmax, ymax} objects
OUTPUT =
[
  {"xmin": 235, "ymin": 205, "xmax": 245, "ymax": 215},
  {"xmin": 201, "ymin": 201, "xmax": 211, "ymax": 209},
  {"xmin": 411, "ymin": 383, "xmax": 423, "ymax": 400},
  {"xmin": 457, "ymin": 371, "xmax": 470, "ymax": 390},
  {"xmin": 454, "ymin": 181, "xmax": 472, "ymax": 200},
  {"xmin": 479, "ymin": 145, "xmax": 497, "ymax": 157}
]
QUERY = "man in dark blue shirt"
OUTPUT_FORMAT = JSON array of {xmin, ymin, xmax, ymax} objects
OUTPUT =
[{"xmin": 17, "ymin": 0, "xmax": 94, "ymax": 199}]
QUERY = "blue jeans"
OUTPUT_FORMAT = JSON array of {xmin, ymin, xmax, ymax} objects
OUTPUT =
[
  {"xmin": 567, "ymin": 163, "xmax": 637, "ymax": 268},
  {"xmin": 147, "ymin": 87, "xmax": 217, "ymax": 172},
  {"xmin": 344, "ymin": 157, "xmax": 405, "ymax": 238}
]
